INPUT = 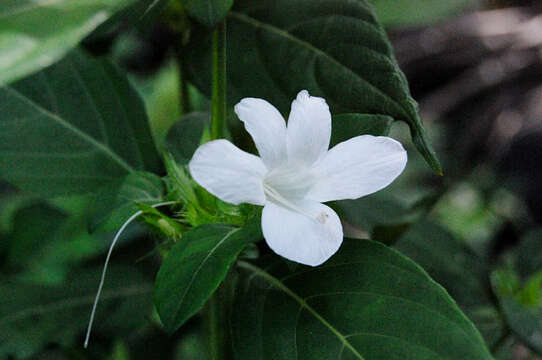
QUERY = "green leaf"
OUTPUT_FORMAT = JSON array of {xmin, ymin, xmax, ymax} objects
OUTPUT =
[
  {"xmin": 184, "ymin": 0, "xmax": 441, "ymax": 173},
  {"xmin": 393, "ymin": 220, "xmax": 504, "ymax": 347},
  {"xmin": 165, "ymin": 112, "xmax": 210, "ymax": 164},
  {"xmin": 232, "ymin": 239, "xmax": 493, "ymax": 360},
  {"xmin": 0, "ymin": 49, "xmax": 162, "ymax": 197},
  {"xmin": 4, "ymin": 202, "xmax": 67, "ymax": 269},
  {"xmin": 0, "ymin": 0, "xmax": 137, "ymax": 85},
  {"xmin": 394, "ymin": 220, "xmax": 490, "ymax": 308},
  {"xmin": 0, "ymin": 266, "xmax": 153, "ymax": 359},
  {"xmin": 90, "ymin": 172, "xmax": 165, "ymax": 233},
  {"xmin": 331, "ymin": 114, "xmax": 393, "ymax": 146},
  {"xmin": 154, "ymin": 221, "xmax": 262, "ymax": 333},
  {"xmin": 492, "ymin": 270, "xmax": 542, "ymax": 356},
  {"xmin": 182, "ymin": 0, "xmax": 233, "ymax": 27}
]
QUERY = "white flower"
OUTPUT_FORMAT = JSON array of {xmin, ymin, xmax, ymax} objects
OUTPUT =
[{"xmin": 189, "ymin": 90, "xmax": 407, "ymax": 266}]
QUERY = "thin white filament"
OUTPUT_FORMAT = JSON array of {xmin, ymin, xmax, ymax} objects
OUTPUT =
[
  {"xmin": 263, "ymin": 184, "xmax": 324, "ymax": 223},
  {"xmin": 84, "ymin": 201, "xmax": 175, "ymax": 348}
]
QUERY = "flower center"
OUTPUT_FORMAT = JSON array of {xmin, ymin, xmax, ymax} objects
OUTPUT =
[{"xmin": 263, "ymin": 166, "xmax": 327, "ymax": 224}]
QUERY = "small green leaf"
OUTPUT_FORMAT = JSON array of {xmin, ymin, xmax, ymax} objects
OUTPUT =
[
  {"xmin": 184, "ymin": 0, "xmax": 441, "ymax": 173},
  {"xmin": 154, "ymin": 221, "xmax": 262, "ymax": 333},
  {"xmin": 89, "ymin": 172, "xmax": 165, "ymax": 233},
  {"xmin": 182, "ymin": 0, "xmax": 233, "ymax": 27},
  {"xmin": 232, "ymin": 239, "xmax": 493, "ymax": 360},
  {"xmin": 165, "ymin": 112, "xmax": 210, "ymax": 164},
  {"xmin": 0, "ymin": 49, "xmax": 162, "ymax": 197},
  {"xmin": 0, "ymin": 0, "xmax": 137, "ymax": 85},
  {"xmin": 331, "ymin": 114, "xmax": 393, "ymax": 146}
]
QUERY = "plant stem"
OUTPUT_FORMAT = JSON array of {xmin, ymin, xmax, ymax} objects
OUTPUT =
[
  {"xmin": 205, "ymin": 285, "xmax": 230, "ymax": 360},
  {"xmin": 177, "ymin": 59, "xmax": 190, "ymax": 116},
  {"xmin": 210, "ymin": 19, "xmax": 228, "ymax": 140}
]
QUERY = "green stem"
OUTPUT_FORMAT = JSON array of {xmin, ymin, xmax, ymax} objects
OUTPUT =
[
  {"xmin": 173, "ymin": 44, "xmax": 190, "ymax": 117},
  {"xmin": 207, "ymin": 294, "xmax": 220, "ymax": 359},
  {"xmin": 210, "ymin": 20, "xmax": 228, "ymax": 140},
  {"xmin": 205, "ymin": 284, "xmax": 231, "ymax": 360}
]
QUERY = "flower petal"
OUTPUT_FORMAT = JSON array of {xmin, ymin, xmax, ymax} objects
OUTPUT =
[
  {"xmin": 261, "ymin": 200, "xmax": 343, "ymax": 266},
  {"xmin": 234, "ymin": 98, "xmax": 287, "ymax": 169},
  {"xmin": 307, "ymin": 135, "xmax": 407, "ymax": 202},
  {"xmin": 189, "ymin": 139, "xmax": 267, "ymax": 205},
  {"xmin": 287, "ymin": 90, "xmax": 331, "ymax": 166}
]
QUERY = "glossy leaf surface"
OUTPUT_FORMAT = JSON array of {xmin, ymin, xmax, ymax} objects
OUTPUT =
[
  {"xmin": 155, "ymin": 222, "xmax": 261, "ymax": 333},
  {"xmin": 232, "ymin": 239, "xmax": 493, "ymax": 360},
  {"xmin": 0, "ymin": 49, "xmax": 161, "ymax": 197},
  {"xmin": 184, "ymin": 0, "xmax": 441, "ymax": 172}
]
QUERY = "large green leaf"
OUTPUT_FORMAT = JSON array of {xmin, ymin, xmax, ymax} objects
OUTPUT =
[
  {"xmin": 331, "ymin": 114, "xmax": 393, "ymax": 146},
  {"xmin": 184, "ymin": 0, "xmax": 441, "ymax": 173},
  {"xmin": 183, "ymin": 0, "xmax": 233, "ymax": 27},
  {"xmin": 394, "ymin": 220, "xmax": 504, "ymax": 347},
  {"xmin": 155, "ymin": 221, "xmax": 261, "ymax": 333},
  {"xmin": 232, "ymin": 239, "xmax": 493, "ymax": 360},
  {"xmin": 0, "ymin": 266, "xmax": 153, "ymax": 360},
  {"xmin": 0, "ymin": 49, "xmax": 162, "ymax": 197},
  {"xmin": 395, "ymin": 220, "xmax": 490, "ymax": 308},
  {"xmin": 0, "ymin": 0, "xmax": 138, "ymax": 85}
]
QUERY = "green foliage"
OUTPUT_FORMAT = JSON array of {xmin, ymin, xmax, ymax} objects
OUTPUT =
[
  {"xmin": 232, "ymin": 239, "xmax": 493, "ymax": 360},
  {"xmin": 182, "ymin": 0, "xmax": 233, "ymax": 27},
  {"xmin": 330, "ymin": 114, "xmax": 393, "ymax": 146},
  {"xmin": 154, "ymin": 222, "xmax": 262, "ymax": 333},
  {"xmin": 492, "ymin": 269, "xmax": 542, "ymax": 356},
  {"xmin": 166, "ymin": 112, "xmax": 211, "ymax": 164},
  {"xmin": 369, "ymin": 0, "xmax": 472, "ymax": 27},
  {"xmin": 0, "ymin": 49, "xmax": 161, "ymax": 197},
  {"xmin": 0, "ymin": 266, "xmax": 153, "ymax": 360},
  {"xmin": 0, "ymin": 0, "xmax": 137, "ymax": 85},
  {"xmin": 90, "ymin": 172, "xmax": 165, "ymax": 233},
  {"xmin": 184, "ymin": 0, "xmax": 441, "ymax": 173}
]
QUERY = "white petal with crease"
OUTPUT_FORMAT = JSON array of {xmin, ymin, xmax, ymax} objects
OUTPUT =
[
  {"xmin": 234, "ymin": 98, "xmax": 287, "ymax": 169},
  {"xmin": 307, "ymin": 135, "xmax": 407, "ymax": 202},
  {"xmin": 261, "ymin": 200, "xmax": 343, "ymax": 266},
  {"xmin": 287, "ymin": 90, "xmax": 331, "ymax": 166},
  {"xmin": 189, "ymin": 139, "xmax": 267, "ymax": 205}
]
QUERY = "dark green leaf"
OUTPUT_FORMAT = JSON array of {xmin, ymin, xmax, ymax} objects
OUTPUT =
[
  {"xmin": 0, "ymin": 49, "xmax": 162, "ymax": 197},
  {"xmin": 0, "ymin": 0, "xmax": 137, "ymax": 84},
  {"xmin": 4, "ymin": 202, "xmax": 67, "ymax": 269},
  {"xmin": 335, "ymin": 194, "xmax": 413, "ymax": 234},
  {"xmin": 232, "ymin": 239, "xmax": 492, "ymax": 360},
  {"xmin": 0, "ymin": 266, "xmax": 153, "ymax": 359},
  {"xmin": 90, "ymin": 172, "xmax": 165, "ymax": 233},
  {"xmin": 182, "ymin": 0, "xmax": 233, "ymax": 27},
  {"xmin": 330, "ymin": 114, "xmax": 393, "ymax": 147},
  {"xmin": 165, "ymin": 112, "xmax": 210, "ymax": 164},
  {"xmin": 184, "ymin": 0, "xmax": 441, "ymax": 173},
  {"xmin": 394, "ymin": 220, "xmax": 490, "ymax": 308},
  {"xmin": 155, "ymin": 221, "xmax": 262, "ymax": 333},
  {"xmin": 393, "ymin": 220, "xmax": 504, "ymax": 347}
]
